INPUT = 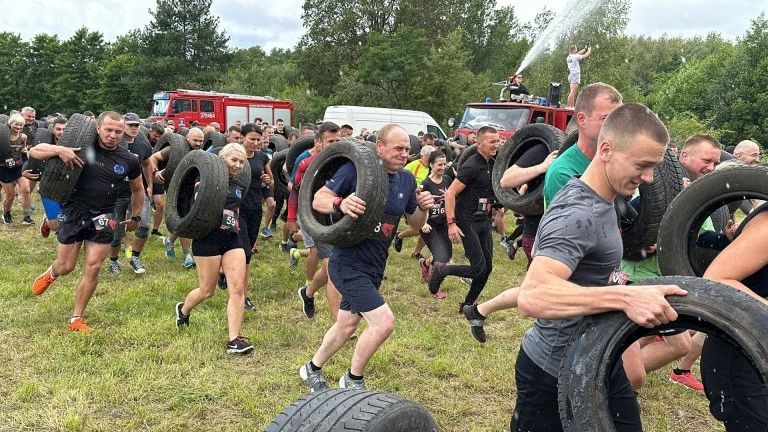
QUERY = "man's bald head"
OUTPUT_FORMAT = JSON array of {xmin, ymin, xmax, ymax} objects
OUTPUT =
[
  {"xmin": 186, "ymin": 127, "xmax": 204, "ymax": 149},
  {"xmin": 734, "ymin": 140, "xmax": 761, "ymax": 165}
]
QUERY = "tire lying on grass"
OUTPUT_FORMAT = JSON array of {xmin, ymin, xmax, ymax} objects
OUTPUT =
[
  {"xmin": 39, "ymin": 113, "xmax": 98, "ymax": 203},
  {"xmin": 266, "ymin": 389, "xmax": 440, "ymax": 432},
  {"xmin": 657, "ymin": 165, "xmax": 768, "ymax": 276},
  {"xmin": 492, "ymin": 124, "xmax": 565, "ymax": 216},
  {"xmin": 298, "ymin": 140, "xmax": 387, "ymax": 248},
  {"xmin": 270, "ymin": 148, "xmax": 290, "ymax": 196},
  {"xmin": 286, "ymin": 134, "xmax": 315, "ymax": 175},
  {"xmin": 164, "ymin": 150, "xmax": 229, "ymax": 239},
  {"xmin": 558, "ymin": 275, "xmax": 768, "ymax": 432},
  {"xmin": 25, "ymin": 128, "xmax": 55, "ymax": 175},
  {"xmin": 621, "ymin": 148, "xmax": 686, "ymax": 261}
]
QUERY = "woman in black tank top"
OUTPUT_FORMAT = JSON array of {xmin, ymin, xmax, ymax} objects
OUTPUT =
[
  {"xmin": 0, "ymin": 114, "xmax": 33, "ymax": 225},
  {"xmin": 702, "ymin": 202, "xmax": 768, "ymax": 431}
]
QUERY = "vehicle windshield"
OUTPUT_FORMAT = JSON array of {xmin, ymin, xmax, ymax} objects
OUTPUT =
[
  {"xmin": 460, "ymin": 107, "xmax": 530, "ymax": 132},
  {"xmin": 152, "ymin": 97, "xmax": 169, "ymax": 117}
]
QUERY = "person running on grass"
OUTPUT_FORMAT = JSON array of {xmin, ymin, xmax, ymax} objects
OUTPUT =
[{"xmin": 299, "ymin": 124, "xmax": 434, "ymax": 392}]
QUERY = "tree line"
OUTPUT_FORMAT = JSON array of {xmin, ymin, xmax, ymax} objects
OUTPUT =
[{"xmin": 0, "ymin": 0, "xmax": 766, "ymax": 148}]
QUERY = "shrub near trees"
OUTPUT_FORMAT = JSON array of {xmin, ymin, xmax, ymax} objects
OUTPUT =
[{"xmin": 0, "ymin": 0, "xmax": 766, "ymax": 151}]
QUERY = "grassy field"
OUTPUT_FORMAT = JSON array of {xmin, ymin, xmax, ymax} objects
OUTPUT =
[{"xmin": 0, "ymin": 196, "xmax": 721, "ymax": 432}]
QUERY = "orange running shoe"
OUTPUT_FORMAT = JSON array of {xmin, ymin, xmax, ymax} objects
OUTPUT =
[
  {"xmin": 68, "ymin": 317, "xmax": 93, "ymax": 333},
  {"xmin": 32, "ymin": 266, "xmax": 57, "ymax": 295}
]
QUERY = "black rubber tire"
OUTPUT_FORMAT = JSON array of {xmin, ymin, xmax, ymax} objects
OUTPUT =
[
  {"xmin": 163, "ymin": 134, "xmax": 191, "ymax": 184},
  {"xmin": 433, "ymin": 139, "xmax": 454, "ymax": 162},
  {"xmin": 39, "ymin": 114, "xmax": 97, "ymax": 203},
  {"xmin": 408, "ymin": 134, "xmax": 421, "ymax": 157},
  {"xmin": 37, "ymin": 120, "xmax": 47, "ymax": 130},
  {"xmin": 266, "ymin": 389, "xmax": 440, "ymax": 432},
  {"xmin": 0, "ymin": 114, "xmax": 8, "ymax": 125},
  {"xmin": 456, "ymin": 134, "xmax": 468, "ymax": 147},
  {"xmin": 202, "ymin": 131, "xmax": 226, "ymax": 151},
  {"xmin": 287, "ymin": 134, "xmax": 315, "ymax": 176},
  {"xmin": 558, "ymin": 275, "xmax": 768, "ymax": 432},
  {"xmin": 164, "ymin": 150, "xmax": 228, "ymax": 239},
  {"xmin": 26, "ymin": 128, "xmax": 55, "ymax": 175},
  {"xmin": 657, "ymin": 165, "xmax": 768, "ymax": 277},
  {"xmin": 691, "ymin": 205, "xmax": 731, "ymax": 275},
  {"xmin": 621, "ymin": 149, "xmax": 686, "ymax": 261},
  {"xmin": 298, "ymin": 140, "xmax": 388, "ymax": 248},
  {"xmin": 269, "ymin": 135, "xmax": 289, "ymax": 153},
  {"xmin": 271, "ymin": 148, "xmax": 290, "ymax": 196},
  {"xmin": 152, "ymin": 132, "xmax": 173, "ymax": 153},
  {"xmin": 177, "ymin": 127, "xmax": 190, "ymax": 137},
  {"xmin": 559, "ymin": 130, "xmax": 579, "ymax": 154},
  {"xmin": 456, "ymin": 144, "xmax": 478, "ymax": 170},
  {"xmin": 365, "ymin": 134, "xmax": 377, "ymax": 143},
  {"xmin": 0, "ymin": 124, "xmax": 11, "ymax": 161},
  {"xmin": 492, "ymin": 124, "xmax": 565, "ymax": 216}
]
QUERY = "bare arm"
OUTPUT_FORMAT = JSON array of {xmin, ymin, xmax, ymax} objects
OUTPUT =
[
  {"xmin": 444, "ymin": 178, "xmax": 466, "ymax": 222},
  {"xmin": 29, "ymin": 144, "xmax": 83, "ymax": 169},
  {"xmin": 704, "ymin": 212, "xmax": 768, "ymax": 307},
  {"xmin": 141, "ymin": 158, "xmax": 153, "ymax": 197},
  {"xmin": 264, "ymin": 161, "xmax": 274, "ymax": 190},
  {"xmin": 312, "ymin": 186, "xmax": 366, "ymax": 219},
  {"xmin": 150, "ymin": 152, "xmax": 167, "ymax": 183},
  {"xmin": 581, "ymin": 46, "xmax": 592, "ymax": 59},
  {"xmin": 500, "ymin": 151, "xmax": 557, "ymax": 189}
]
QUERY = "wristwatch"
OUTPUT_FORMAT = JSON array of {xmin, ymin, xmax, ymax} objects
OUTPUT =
[
  {"xmin": 332, "ymin": 197, "xmax": 344, "ymax": 213},
  {"xmin": 130, "ymin": 215, "xmax": 142, "ymax": 223},
  {"xmin": 446, "ymin": 217, "xmax": 455, "ymax": 225}
]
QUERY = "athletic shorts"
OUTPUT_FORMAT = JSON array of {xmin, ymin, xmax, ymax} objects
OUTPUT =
[
  {"xmin": 261, "ymin": 186, "xmax": 274, "ymax": 200},
  {"xmin": 297, "ymin": 213, "xmax": 332, "ymax": 258},
  {"xmin": 297, "ymin": 213, "xmax": 315, "ymax": 248},
  {"xmin": 42, "ymin": 197, "xmax": 63, "ymax": 221},
  {"xmin": 153, "ymin": 183, "xmax": 165, "ymax": 195},
  {"xmin": 568, "ymin": 72, "xmax": 581, "ymax": 85},
  {"xmin": 0, "ymin": 166, "xmax": 22, "ymax": 183},
  {"xmin": 57, "ymin": 204, "xmax": 117, "ymax": 245},
  {"xmin": 192, "ymin": 228, "xmax": 244, "ymax": 257},
  {"xmin": 329, "ymin": 259, "xmax": 385, "ymax": 314}
]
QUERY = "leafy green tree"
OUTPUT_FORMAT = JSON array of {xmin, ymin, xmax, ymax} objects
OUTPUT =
[
  {"xmin": 53, "ymin": 28, "xmax": 108, "ymax": 113},
  {"xmin": 20, "ymin": 34, "xmax": 60, "ymax": 115},
  {"xmin": 0, "ymin": 32, "xmax": 29, "ymax": 113}
]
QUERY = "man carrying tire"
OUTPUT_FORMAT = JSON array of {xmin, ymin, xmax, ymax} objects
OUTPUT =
[
  {"xmin": 31, "ymin": 111, "xmax": 143, "ymax": 333},
  {"xmin": 23, "ymin": 117, "xmax": 67, "ymax": 237},
  {"xmin": 299, "ymin": 124, "xmax": 433, "ymax": 392},
  {"xmin": 512, "ymin": 103, "xmax": 687, "ymax": 432},
  {"xmin": 428, "ymin": 126, "xmax": 500, "ymax": 313}
]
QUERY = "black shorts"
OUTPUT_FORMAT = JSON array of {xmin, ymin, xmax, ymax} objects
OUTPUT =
[
  {"xmin": 0, "ymin": 166, "xmax": 22, "ymax": 183},
  {"xmin": 192, "ymin": 228, "xmax": 244, "ymax": 257},
  {"xmin": 56, "ymin": 204, "xmax": 117, "ymax": 245},
  {"xmin": 153, "ymin": 183, "xmax": 165, "ymax": 195},
  {"xmin": 329, "ymin": 259, "xmax": 385, "ymax": 314},
  {"xmin": 512, "ymin": 347, "xmax": 641, "ymax": 432},
  {"xmin": 261, "ymin": 186, "xmax": 274, "ymax": 200}
]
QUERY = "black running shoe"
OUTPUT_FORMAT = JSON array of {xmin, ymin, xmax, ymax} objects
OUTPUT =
[
  {"xmin": 298, "ymin": 285, "xmax": 315, "ymax": 319},
  {"xmin": 244, "ymin": 297, "xmax": 256, "ymax": 311},
  {"xmin": 507, "ymin": 240, "xmax": 518, "ymax": 261},
  {"xmin": 463, "ymin": 304, "xmax": 487, "ymax": 343},
  {"xmin": 226, "ymin": 336, "xmax": 254, "ymax": 355},
  {"xmin": 217, "ymin": 273, "xmax": 227, "ymax": 290},
  {"xmin": 428, "ymin": 262, "xmax": 447, "ymax": 295},
  {"xmin": 393, "ymin": 232, "xmax": 403, "ymax": 252},
  {"xmin": 175, "ymin": 302, "xmax": 190, "ymax": 328}
]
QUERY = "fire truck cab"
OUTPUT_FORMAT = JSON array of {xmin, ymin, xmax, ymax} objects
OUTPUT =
[{"xmin": 151, "ymin": 89, "xmax": 294, "ymax": 130}]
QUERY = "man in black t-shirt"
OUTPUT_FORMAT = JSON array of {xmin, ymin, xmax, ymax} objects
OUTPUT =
[
  {"xmin": 429, "ymin": 126, "xmax": 500, "ymax": 313},
  {"xmin": 31, "ymin": 111, "xmax": 144, "ymax": 333}
]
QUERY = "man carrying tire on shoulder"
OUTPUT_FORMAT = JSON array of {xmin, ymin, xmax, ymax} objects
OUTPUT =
[
  {"xmin": 511, "ymin": 103, "xmax": 687, "ymax": 432},
  {"xmin": 108, "ymin": 113, "xmax": 154, "ymax": 275},
  {"xmin": 428, "ymin": 126, "xmax": 500, "ymax": 313},
  {"xmin": 23, "ymin": 116, "xmax": 67, "ymax": 237},
  {"xmin": 31, "ymin": 111, "xmax": 143, "ymax": 333},
  {"xmin": 299, "ymin": 123, "xmax": 434, "ymax": 392}
]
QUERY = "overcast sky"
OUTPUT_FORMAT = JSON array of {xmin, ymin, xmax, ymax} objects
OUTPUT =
[{"xmin": 6, "ymin": 0, "xmax": 767, "ymax": 51}]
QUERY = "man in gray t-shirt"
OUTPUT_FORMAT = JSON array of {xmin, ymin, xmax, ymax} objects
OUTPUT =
[
  {"xmin": 566, "ymin": 44, "xmax": 592, "ymax": 107},
  {"xmin": 511, "ymin": 103, "xmax": 686, "ymax": 432}
]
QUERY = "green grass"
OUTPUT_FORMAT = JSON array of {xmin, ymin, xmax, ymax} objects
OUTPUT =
[{"xmin": 0, "ymin": 197, "xmax": 720, "ymax": 431}]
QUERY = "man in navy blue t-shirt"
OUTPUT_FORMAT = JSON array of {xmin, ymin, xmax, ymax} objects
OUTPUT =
[{"xmin": 299, "ymin": 124, "xmax": 434, "ymax": 392}]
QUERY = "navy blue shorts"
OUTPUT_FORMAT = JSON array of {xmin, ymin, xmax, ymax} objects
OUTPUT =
[
  {"xmin": 0, "ymin": 166, "xmax": 22, "ymax": 183},
  {"xmin": 328, "ymin": 259, "xmax": 385, "ymax": 314}
]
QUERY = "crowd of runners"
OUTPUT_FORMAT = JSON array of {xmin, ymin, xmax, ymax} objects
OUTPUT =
[{"xmin": 2, "ymin": 83, "xmax": 767, "ymax": 430}]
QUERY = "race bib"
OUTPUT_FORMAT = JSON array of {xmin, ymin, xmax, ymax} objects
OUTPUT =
[
  {"xmin": 92, "ymin": 213, "xmax": 116, "ymax": 232},
  {"xmin": 372, "ymin": 213, "xmax": 399, "ymax": 242},
  {"xmin": 476, "ymin": 198, "xmax": 490, "ymax": 215},
  {"xmin": 5, "ymin": 158, "xmax": 20, "ymax": 168},
  {"xmin": 220, "ymin": 209, "xmax": 239, "ymax": 233},
  {"xmin": 430, "ymin": 202, "xmax": 445, "ymax": 218},
  {"xmin": 609, "ymin": 269, "xmax": 630, "ymax": 286}
]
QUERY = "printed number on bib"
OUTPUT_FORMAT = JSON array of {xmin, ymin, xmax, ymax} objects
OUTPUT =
[
  {"xmin": 220, "ymin": 209, "xmax": 239, "ymax": 233},
  {"xmin": 372, "ymin": 213, "xmax": 399, "ymax": 242},
  {"xmin": 430, "ymin": 204, "xmax": 445, "ymax": 218},
  {"xmin": 476, "ymin": 198, "xmax": 489, "ymax": 215},
  {"xmin": 92, "ymin": 213, "xmax": 116, "ymax": 232},
  {"xmin": 5, "ymin": 158, "xmax": 18, "ymax": 168}
]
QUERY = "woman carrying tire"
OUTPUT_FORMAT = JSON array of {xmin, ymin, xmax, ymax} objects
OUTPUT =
[
  {"xmin": 417, "ymin": 150, "xmax": 453, "ymax": 299},
  {"xmin": 0, "ymin": 114, "xmax": 34, "ymax": 225},
  {"xmin": 174, "ymin": 143, "xmax": 255, "ymax": 355},
  {"xmin": 701, "ymin": 202, "xmax": 768, "ymax": 431}
]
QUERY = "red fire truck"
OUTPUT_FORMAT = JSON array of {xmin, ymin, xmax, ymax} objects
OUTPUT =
[{"xmin": 151, "ymin": 89, "xmax": 294, "ymax": 130}]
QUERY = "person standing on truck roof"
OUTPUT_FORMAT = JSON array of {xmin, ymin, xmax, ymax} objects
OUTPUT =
[
  {"xmin": 508, "ymin": 74, "xmax": 530, "ymax": 96},
  {"xmin": 566, "ymin": 44, "xmax": 592, "ymax": 108}
]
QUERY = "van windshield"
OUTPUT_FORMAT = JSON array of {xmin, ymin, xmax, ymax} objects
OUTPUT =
[{"xmin": 460, "ymin": 107, "xmax": 530, "ymax": 132}]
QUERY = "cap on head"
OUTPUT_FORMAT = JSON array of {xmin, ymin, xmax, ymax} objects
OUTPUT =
[{"xmin": 124, "ymin": 113, "xmax": 142, "ymax": 125}]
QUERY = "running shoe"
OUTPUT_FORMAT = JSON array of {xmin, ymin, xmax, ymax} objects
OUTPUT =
[
  {"xmin": 279, "ymin": 242, "xmax": 290, "ymax": 253},
  {"xmin": 339, "ymin": 371, "xmax": 367, "ymax": 390},
  {"xmin": 428, "ymin": 262, "xmax": 447, "ymax": 295},
  {"xmin": 507, "ymin": 241, "xmax": 518, "ymax": 260},
  {"xmin": 298, "ymin": 285, "xmax": 315, "ymax": 319},
  {"xmin": 109, "ymin": 260, "xmax": 121, "ymax": 274},
  {"xmin": 32, "ymin": 266, "xmax": 57, "ymax": 295},
  {"xmin": 129, "ymin": 257, "xmax": 145, "ymax": 274},
  {"xmin": 22, "ymin": 215, "xmax": 34, "ymax": 225},
  {"xmin": 217, "ymin": 273, "xmax": 227, "ymax": 290},
  {"xmin": 289, "ymin": 248, "xmax": 299, "ymax": 273},
  {"xmin": 299, "ymin": 361, "xmax": 329, "ymax": 393},
  {"xmin": 226, "ymin": 336, "xmax": 254, "ymax": 355},
  {"xmin": 163, "ymin": 237, "xmax": 176, "ymax": 259},
  {"xmin": 40, "ymin": 217, "xmax": 50, "ymax": 238},
  {"xmin": 260, "ymin": 227, "xmax": 273, "ymax": 238},
  {"xmin": 669, "ymin": 370, "xmax": 704, "ymax": 392},
  {"xmin": 68, "ymin": 317, "xmax": 93, "ymax": 333},
  {"xmin": 151, "ymin": 229, "xmax": 163, "ymax": 237},
  {"xmin": 183, "ymin": 254, "xmax": 196, "ymax": 268},
  {"xmin": 2, "ymin": 212, "xmax": 11, "ymax": 224},
  {"xmin": 460, "ymin": 277, "xmax": 472, "ymax": 285},
  {"xmin": 419, "ymin": 258, "xmax": 430, "ymax": 283},
  {"xmin": 244, "ymin": 297, "xmax": 256, "ymax": 311},
  {"xmin": 463, "ymin": 304, "xmax": 487, "ymax": 343},
  {"xmin": 435, "ymin": 290, "xmax": 446, "ymax": 299},
  {"xmin": 175, "ymin": 302, "xmax": 190, "ymax": 328},
  {"xmin": 499, "ymin": 236, "xmax": 509, "ymax": 252},
  {"xmin": 393, "ymin": 232, "xmax": 403, "ymax": 252}
]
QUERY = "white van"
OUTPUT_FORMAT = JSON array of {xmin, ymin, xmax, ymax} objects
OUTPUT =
[{"xmin": 323, "ymin": 105, "xmax": 448, "ymax": 139}]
